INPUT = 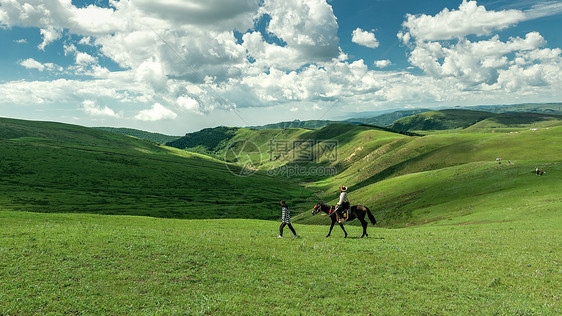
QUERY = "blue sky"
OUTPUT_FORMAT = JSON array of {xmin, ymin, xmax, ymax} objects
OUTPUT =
[{"xmin": 1, "ymin": 0, "xmax": 561, "ymax": 134}]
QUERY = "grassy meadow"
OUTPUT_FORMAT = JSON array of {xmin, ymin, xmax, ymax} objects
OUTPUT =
[
  {"xmin": 1, "ymin": 115, "xmax": 561, "ymax": 314},
  {"xmin": 1, "ymin": 210, "xmax": 560, "ymax": 315},
  {"xmin": 0, "ymin": 118, "xmax": 311, "ymax": 220}
]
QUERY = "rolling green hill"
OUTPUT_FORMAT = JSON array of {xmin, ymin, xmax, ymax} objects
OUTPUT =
[
  {"xmin": 164, "ymin": 119, "xmax": 561, "ymax": 229},
  {"xmin": 464, "ymin": 112, "xmax": 562, "ymax": 132},
  {"xmin": 390, "ymin": 109, "xmax": 498, "ymax": 131},
  {"xmin": 2, "ymin": 115, "xmax": 560, "ymax": 228},
  {"xmin": 0, "ymin": 117, "xmax": 310, "ymax": 219},
  {"xmin": 247, "ymin": 110, "xmax": 433, "ymax": 130},
  {"xmin": 2, "ymin": 113, "xmax": 561, "ymax": 315},
  {"xmin": 293, "ymin": 124, "xmax": 562, "ymax": 227},
  {"xmin": 471, "ymin": 102, "xmax": 562, "ymax": 115},
  {"xmin": 249, "ymin": 119, "xmax": 336, "ymax": 130},
  {"xmin": 94, "ymin": 127, "xmax": 181, "ymax": 144},
  {"xmin": 390, "ymin": 109, "xmax": 562, "ymax": 132},
  {"xmin": 166, "ymin": 123, "xmax": 418, "ymax": 172},
  {"xmin": 165, "ymin": 126, "xmax": 240, "ymax": 158},
  {"xmin": 346, "ymin": 108, "xmax": 432, "ymax": 126},
  {"xmin": 244, "ymin": 103, "xmax": 562, "ymax": 131}
]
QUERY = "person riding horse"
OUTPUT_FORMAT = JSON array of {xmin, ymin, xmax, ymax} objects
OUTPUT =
[{"xmin": 334, "ymin": 185, "xmax": 350, "ymax": 222}]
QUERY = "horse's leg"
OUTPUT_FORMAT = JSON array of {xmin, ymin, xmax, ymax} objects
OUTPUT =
[
  {"xmin": 360, "ymin": 218, "xmax": 368, "ymax": 238},
  {"xmin": 326, "ymin": 218, "xmax": 336, "ymax": 237},
  {"xmin": 355, "ymin": 211, "xmax": 368, "ymax": 238},
  {"xmin": 339, "ymin": 222, "xmax": 348, "ymax": 238}
]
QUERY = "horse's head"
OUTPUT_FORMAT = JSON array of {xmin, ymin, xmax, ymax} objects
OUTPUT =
[{"xmin": 312, "ymin": 203, "xmax": 322, "ymax": 215}]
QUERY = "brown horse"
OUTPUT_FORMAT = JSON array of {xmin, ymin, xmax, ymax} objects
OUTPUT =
[{"xmin": 312, "ymin": 203, "xmax": 376, "ymax": 238}]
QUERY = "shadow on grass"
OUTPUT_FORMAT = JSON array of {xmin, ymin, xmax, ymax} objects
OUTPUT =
[{"xmin": 343, "ymin": 236, "xmax": 385, "ymax": 240}]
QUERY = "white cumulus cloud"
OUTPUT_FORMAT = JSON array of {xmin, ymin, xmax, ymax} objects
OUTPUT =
[
  {"xmin": 78, "ymin": 36, "xmax": 92, "ymax": 45},
  {"xmin": 19, "ymin": 58, "xmax": 60, "ymax": 72},
  {"xmin": 252, "ymin": 0, "xmax": 340, "ymax": 67},
  {"xmin": 20, "ymin": 58, "xmax": 46, "ymax": 71},
  {"xmin": 75, "ymin": 51, "xmax": 98, "ymax": 66},
  {"xmin": 408, "ymin": 31, "xmax": 551, "ymax": 86},
  {"xmin": 82, "ymin": 100, "xmax": 119, "ymax": 117},
  {"xmin": 177, "ymin": 95, "xmax": 201, "ymax": 113},
  {"xmin": 38, "ymin": 27, "xmax": 62, "ymax": 50},
  {"xmin": 402, "ymin": 0, "xmax": 525, "ymax": 42},
  {"xmin": 1, "ymin": 0, "xmax": 562, "ymax": 133},
  {"xmin": 351, "ymin": 28, "xmax": 379, "ymax": 48},
  {"xmin": 374, "ymin": 60, "xmax": 391, "ymax": 68},
  {"xmin": 135, "ymin": 103, "xmax": 177, "ymax": 121}
]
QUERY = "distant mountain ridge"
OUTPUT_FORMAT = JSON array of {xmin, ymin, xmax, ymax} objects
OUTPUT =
[
  {"xmin": 165, "ymin": 126, "xmax": 239, "ymax": 157},
  {"xmin": 246, "ymin": 103, "xmax": 562, "ymax": 130},
  {"xmin": 346, "ymin": 109, "xmax": 433, "ymax": 126},
  {"xmin": 470, "ymin": 103, "xmax": 562, "ymax": 114},
  {"xmin": 248, "ymin": 120, "xmax": 336, "ymax": 130},
  {"xmin": 390, "ymin": 109, "xmax": 562, "ymax": 132},
  {"xmin": 94, "ymin": 127, "xmax": 181, "ymax": 144},
  {"xmin": 96, "ymin": 103, "xmax": 562, "ymax": 143}
]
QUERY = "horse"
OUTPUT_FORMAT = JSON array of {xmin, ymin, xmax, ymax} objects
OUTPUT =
[{"xmin": 312, "ymin": 203, "xmax": 376, "ymax": 238}]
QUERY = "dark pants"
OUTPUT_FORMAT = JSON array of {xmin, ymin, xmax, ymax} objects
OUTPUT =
[
  {"xmin": 335, "ymin": 202, "xmax": 350, "ymax": 218},
  {"xmin": 279, "ymin": 222, "xmax": 297, "ymax": 236}
]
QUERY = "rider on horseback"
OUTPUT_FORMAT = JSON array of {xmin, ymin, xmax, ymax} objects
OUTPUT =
[{"xmin": 334, "ymin": 185, "xmax": 350, "ymax": 223}]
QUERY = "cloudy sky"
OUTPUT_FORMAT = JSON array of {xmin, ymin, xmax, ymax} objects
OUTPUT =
[{"xmin": 1, "ymin": 0, "xmax": 561, "ymax": 134}]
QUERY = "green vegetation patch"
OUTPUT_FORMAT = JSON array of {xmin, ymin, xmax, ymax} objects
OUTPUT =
[
  {"xmin": 0, "ymin": 211, "xmax": 559, "ymax": 314},
  {"xmin": 0, "ymin": 118, "xmax": 311, "ymax": 220},
  {"xmin": 94, "ymin": 127, "xmax": 181, "ymax": 144}
]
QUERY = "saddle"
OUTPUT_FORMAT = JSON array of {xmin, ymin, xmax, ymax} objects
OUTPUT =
[{"xmin": 330, "ymin": 206, "xmax": 350, "ymax": 223}]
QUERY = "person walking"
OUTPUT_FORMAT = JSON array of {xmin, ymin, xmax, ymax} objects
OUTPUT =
[{"xmin": 278, "ymin": 201, "xmax": 298, "ymax": 238}]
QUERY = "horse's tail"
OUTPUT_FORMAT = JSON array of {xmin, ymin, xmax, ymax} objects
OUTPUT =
[{"xmin": 364, "ymin": 206, "xmax": 377, "ymax": 225}]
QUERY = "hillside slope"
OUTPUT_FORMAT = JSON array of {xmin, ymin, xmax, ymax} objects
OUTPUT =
[
  {"xmin": 94, "ymin": 127, "xmax": 181, "ymax": 144},
  {"xmin": 295, "ymin": 125, "xmax": 562, "ymax": 227},
  {"xmin": 249, "ymin": 119, "xmax": 336, "ymax": 130},
  {"xmin": 2, "ymin": 117, "xmax": 560, "ymax": 228},
  {"xmin": 165, "ymin": 121, "xmax": 561, "ymax": 227},
  {"xmin": 167, "ymin": 123, "xmax": 415, "ymax": 174},
  {"xmin": 390, "ymin": 109, "xmax": 497, "ymax": 131},
  {"xmin": 347, "ymin": 108, "xmax": 432, "ymax": 126},
  {"xmin": 390, "ymin": 109, "xmax": 562, "ymax": 132},
  {"xmin": 0, "ymin": 118, "xmax": 310, "ymax": 219},
  {"xmin": 471, "ymin": 102, "xmax": 562, "ymax": 115}
]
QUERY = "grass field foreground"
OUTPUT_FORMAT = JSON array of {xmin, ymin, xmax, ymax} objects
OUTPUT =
[{"xmin": 1, "ymin": 211, "xmax": 560, "ymax": 315}]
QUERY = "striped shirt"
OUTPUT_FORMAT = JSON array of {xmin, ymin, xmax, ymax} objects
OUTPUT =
[{"xmin": 281, "ymin": 206, "xmax": 291, "ymax": 223}]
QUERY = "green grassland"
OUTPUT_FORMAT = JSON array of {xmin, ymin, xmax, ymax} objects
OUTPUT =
[
  {"xmin": 294, "ymin": 124, "xmax": 561, "ymax": 228},
  {"xmin": 1, "ymin": 115, "xmax": 561, "ymax": 314},
  {"xmin": 94, "ymin": 127, "xmax": 181, "ymax": 144},
  {"xmin": 1, "ymin": 210, "xmax": 559, "ymax": 314},
  {"xmin": 472, "ymin": 102, "xmax": 562, "ymax": 115},
  {"xmin": 2, "ymin": 116, "xmax": 559, "ymax": 226},
  {"xmin": 347, "ymin": 108, "xmax": 433, "ymax": 126},
  {"xmin": 0, "ymin": 118, "xmax": 310, "ymax": 220},
  {"xmin": 249, "ymin": 119, "xmax": 337, "ymax": 130},
  {"xmin": 167, "ymin": 123, "xmax": 413, "ymax": 178},
  {"xmin": 390, "ymin": 109, "xmax": 562, "ymax": 132},
  {"xmin": 297, "ymin": 161, "xmax": 561, "ymax": 227},
  {"xmin": 314, "ymin": 124, "xmax": 562, "ymax": 189},
  {"xmin": 231, "ymin": 103, "xmax": 562, "ymax": 131}
]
